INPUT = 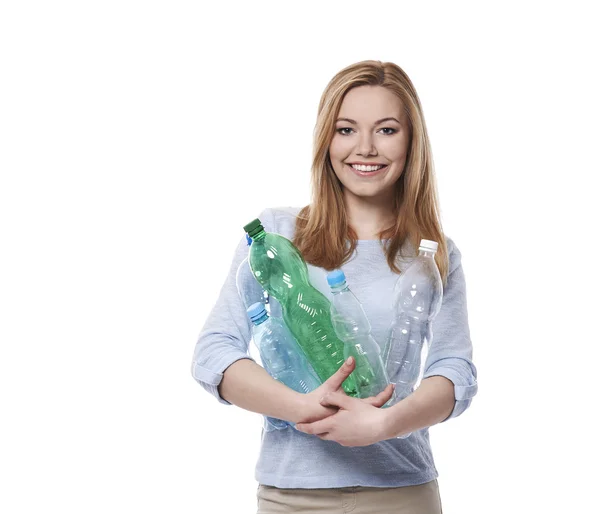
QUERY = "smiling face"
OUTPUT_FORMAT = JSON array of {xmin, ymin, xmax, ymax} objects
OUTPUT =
[{"xmin": 329, "ymin": 85, "xmax": 410, "ymax": 204}]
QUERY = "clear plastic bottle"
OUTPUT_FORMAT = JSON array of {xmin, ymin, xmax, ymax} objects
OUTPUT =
[
  {"xmin": 247, "ymin": 302, "xmax": 322, "ymax": 430},
  {"xmin": 383, "ymin": 239, "xmax": 443, "ymax": 407},
  {"xmin": 237, "ymin": 235, "xmax": 286, "ymax": 431},
  {"xmin": 243, "ymin": 218, "xmax": 360, "ymax": 396},
  {"xmin": 236, "ymin": 234, "xmax": 271, "ymax": 314},
  {"xmin": 327, "ymin": 270, "xmax": 390, "ymax": 398},
  {"xmin": 236, "ymin": 233, "xmax": 285, "ymax": 360}
]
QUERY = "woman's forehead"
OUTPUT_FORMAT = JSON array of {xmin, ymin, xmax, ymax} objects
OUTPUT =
[{"xmin": 338, "ymin": 86, "xmax": 404, "ymax": 121}]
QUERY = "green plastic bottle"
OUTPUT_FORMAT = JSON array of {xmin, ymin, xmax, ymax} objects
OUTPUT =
[{"xmin": 243, "ymin": 218, "xmax": 359, "ymax": 396}]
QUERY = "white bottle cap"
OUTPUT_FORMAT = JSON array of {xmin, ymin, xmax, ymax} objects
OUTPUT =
[{"xmin": 419, "ymin": 239, "xmax": 438, "ymax": 252}]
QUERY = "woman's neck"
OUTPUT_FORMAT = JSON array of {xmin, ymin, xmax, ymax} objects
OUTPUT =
[{"xmin": 343, "ymin": 190, "xmax": 396, "ymax": 240}]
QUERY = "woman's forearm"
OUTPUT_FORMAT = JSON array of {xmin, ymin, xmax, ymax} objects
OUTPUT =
[
  {"xmin": 383, "ymin": 376, "xmax": 455, "ymax": 438},
  {"xmin": 218, "ymin": 358, "xmax": 306, "ymax": 423}
]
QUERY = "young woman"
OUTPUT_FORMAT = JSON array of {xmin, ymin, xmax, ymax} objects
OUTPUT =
[{"xmin": 192, "ymin": 60, "xmax": 478, "ymax": 513}]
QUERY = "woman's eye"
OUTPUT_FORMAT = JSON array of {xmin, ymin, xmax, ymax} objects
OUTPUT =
[{"xmin": 336, "ymin": 127, "xmax": 396, "ymax": 135}]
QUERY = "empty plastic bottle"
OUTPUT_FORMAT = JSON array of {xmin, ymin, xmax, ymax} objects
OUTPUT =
[
  {"xmin": 236, "ymin": 234, "xmax": 270, "ymax": 309},
  {"xmin": 383, "ymin": 239, "xmax": 443, "ymax": 407},
  {"xmin": 236, "ymin": 234, "xmax": 282, "ymax": 318},
  {"xmin": 327, "ymin": 270, "xmax": 390, "ymax": 398},
  {"xmin": 247, "ymin": 302, "xmax": 322, "ymax": 430},
  {"xmin": 237, "ymin": 235, "xmax": 286, "ymax": 431},
  {"xmin": 243, "ymin": 218, "xmax": 360, "ymax": 396}
]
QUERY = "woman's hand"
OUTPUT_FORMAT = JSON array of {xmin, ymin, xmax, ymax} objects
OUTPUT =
[
  {"xmin": 295, "ymin": 357, "xmax": 393, "ymax": 424},
  {"xmin": 295, "ymin": 385, "xmax": 395, "ymax": 447}
]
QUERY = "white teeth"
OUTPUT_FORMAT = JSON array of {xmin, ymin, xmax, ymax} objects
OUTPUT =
[{"xmin": 350, "ymin": 164, "xmax": 385, "ymax": 172}]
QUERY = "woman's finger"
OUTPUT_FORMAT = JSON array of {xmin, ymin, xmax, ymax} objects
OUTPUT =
[
  {"xmin": 321, "ymin": 356, "xmax": 355, "ymax": 392},
  {"xmin": 296, "ymin": 417, "xmax": 333, "ymax": 436},
  {"xmin": 362, "ymin": 383, "xmax": 395, "ymax": 407},
  {"xmin": 320, "ymin": 391, "xmax": 354, "ymax": 410}
]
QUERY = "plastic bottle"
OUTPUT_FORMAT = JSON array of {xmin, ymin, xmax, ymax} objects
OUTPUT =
[
  {"xmin": 236, "ymin": 234, "xmax": 270, "ymax": 312},
  {"xmin": 243, "ymin": 218, "xmax": 361, "ymax": 396},
  {"xmin": 327, "ymin": 270, "xmax": 390, "ymax": 398},
  {"xmin": 236, "ymin": 235, "xmax": 287, "ymax": 431},
  {"xmin": 236, "ymin": 235, "xmax": 282, "ymax": 430},
  {"xmin": 235, "ymin": 234, "xmax": 271, "ymax": 371},
  {"xmin": 383, "ymin": 239, "xmax": 443, "ymax": 407},
  {"xmin": 236, "ymin": 234, "xmax": 282, "ymax": 318},
  {"xmin": 247, "ymin": 302, "xmax": 322, "ymax": 430}
]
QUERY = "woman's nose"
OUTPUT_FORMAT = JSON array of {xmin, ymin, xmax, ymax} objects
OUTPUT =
[{"xmin": 357, "ymin": 133, "xmax": 377, "ymax": 156}]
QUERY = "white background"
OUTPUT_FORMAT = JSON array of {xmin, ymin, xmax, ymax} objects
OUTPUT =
[{"xmin": 1, "ymin": 1, "xmax": 598, "ymax": 513}]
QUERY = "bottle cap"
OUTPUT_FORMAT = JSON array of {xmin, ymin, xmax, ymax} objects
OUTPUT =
[
  {"xmin": 243, "ymin": 218, "xmax": 264, "ymax": 238},
  {"xmin": 247, "ymin": 302, "xmax": 267, "ymax": 323},
  {"xmin": 419, "ymin": 239, "xmax": 438, "ymax": 252},
  {"xmin": 245, "ymin": 234, "xmax": 252, "ymax": 246},
  {"xmin": 326, "ymin": 269, "xmax": 346, "ymax": 287}
]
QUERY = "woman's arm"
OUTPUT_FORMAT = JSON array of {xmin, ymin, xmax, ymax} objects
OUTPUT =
[
  {"xmin": 295, "ymin": 377, "xmax": 453, "ymax": 446},
  {"xmin": 218, "ymin": 359, "xmax": 304, "ymax": 421},
  {"xmin": 218, "ymin": 359, "xmax": 329, "ymax": 423},
  {"xmin": 418, "ymin": 237, "xmax": 478, "ymax": 420},
  {"xmin": 219, "ymin": 356, "xmax": 392, "ymax": 424},
  {"xmin": 191, "ymin": 209, "xmax": 278, "ymax": 405}
]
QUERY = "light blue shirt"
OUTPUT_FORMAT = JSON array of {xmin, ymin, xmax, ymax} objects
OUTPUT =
[{"xmin": 191, "ymin": 206, "xmax": 478, "ymax": 488}]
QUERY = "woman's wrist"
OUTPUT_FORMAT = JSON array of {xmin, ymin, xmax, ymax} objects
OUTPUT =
[
  {"xmin": 286, "ymin": 392, "xmax": 312, "ymax": 423},
  {"xmin": 382, "ymin": 402, "xmax": 410, "ymax": 439},
  {"xmin": 381, "ymin": 376, "xmax": 456, "ymax": 439}
]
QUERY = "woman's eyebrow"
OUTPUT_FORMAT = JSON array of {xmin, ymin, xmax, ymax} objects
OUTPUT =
[{"xmin": 336, "ymin": 117, "xmax": 401, "ymax": 125}]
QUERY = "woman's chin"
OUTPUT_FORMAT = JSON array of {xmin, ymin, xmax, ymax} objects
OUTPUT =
[{"xmin": 343, "ymin": 184, "xmax": 395, "ymax": 201}]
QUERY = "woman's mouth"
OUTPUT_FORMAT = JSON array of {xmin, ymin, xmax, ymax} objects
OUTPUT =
[{"xmin": 345, "ymin": 163, "xmax": 388, "ymax": 177}]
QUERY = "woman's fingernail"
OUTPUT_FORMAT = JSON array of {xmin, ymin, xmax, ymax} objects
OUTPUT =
[{"xmin": 346, "ymin": 357, "xmax": 353, "ymax": 365}]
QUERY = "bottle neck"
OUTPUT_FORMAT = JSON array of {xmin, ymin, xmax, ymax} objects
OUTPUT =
[
  {"xmin": 251, "ymin": 229, "xmax": 266, "ymax": 241},
  {"xmin": 329, "ymin": 282, "xmax": 349, "ymax": 294},
  {"xmin": 253, "ymin": 312, "xmax": 269, "ymax": 325},
  {"xmin": 418, "ymin": 249, "xmax": 436, "ymax": 258}
]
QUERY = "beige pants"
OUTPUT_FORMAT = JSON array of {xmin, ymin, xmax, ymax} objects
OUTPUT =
[{"xmin": 257, "ymin": 479, "xmax": 442, "ymax": 513}]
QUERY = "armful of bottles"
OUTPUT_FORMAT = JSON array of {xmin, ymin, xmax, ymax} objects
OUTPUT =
[{"xmin": 237, "ymin": 218, "xmax": 443, "ymax": 435}]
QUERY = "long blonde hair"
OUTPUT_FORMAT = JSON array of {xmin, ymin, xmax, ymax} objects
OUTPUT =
[{"xmin": 293, "ymin": 60, "xmax": 449, "ymax": 284}]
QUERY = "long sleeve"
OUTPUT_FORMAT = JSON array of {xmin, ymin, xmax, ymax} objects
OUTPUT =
[
  {"xmin": 422, "ymin": 237, "xmax": 478, "ymax": 420},
  {"xmin": 190, "ymin": 209, "xmax": 275, "ymax": 405}
]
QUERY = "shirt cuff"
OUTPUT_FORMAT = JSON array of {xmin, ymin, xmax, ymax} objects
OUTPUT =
[
  {"xmin": 422, "ymin": 366, "xmax": 478, "ymax": 421},
  {"xmin": 192, "ymin": 352, "xmax": 256, "ymax": 405}
]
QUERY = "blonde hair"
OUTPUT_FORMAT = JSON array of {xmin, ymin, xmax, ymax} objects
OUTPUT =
[{"xmin": 293, "ymin": 60, "xmax": 449, "ymax": 284}]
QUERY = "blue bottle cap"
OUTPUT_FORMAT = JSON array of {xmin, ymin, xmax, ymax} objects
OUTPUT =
[
  {"xmin": 245, "ymin": 234, "xmax": 252, "ymax": 246},
  {"xmin": 247, "ymin": 302, "xmax": 267, "ymax": 323},
  {"xmin": 326, "ymin": 269, "xmax": 346, "ymax": 287}
]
